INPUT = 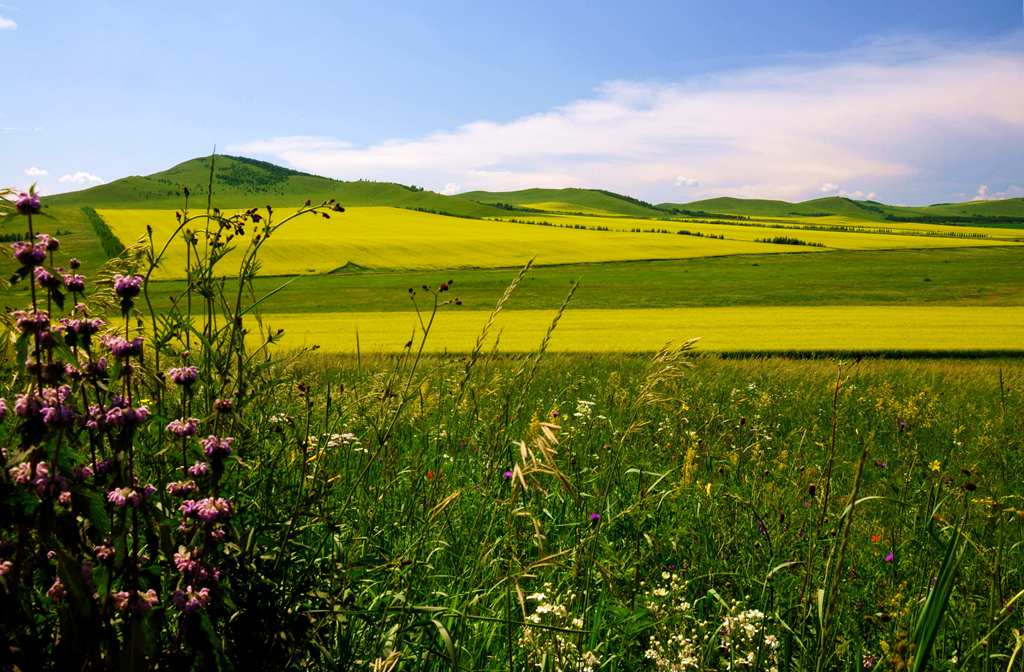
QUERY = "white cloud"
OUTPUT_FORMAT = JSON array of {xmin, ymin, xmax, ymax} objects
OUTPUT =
[
  {"xmin": 819, "ymin": 182, "xmax": 839, "ymax": 193},
  {"xmin": 675, "ymin": 176, "xmax": 699, "ymax": 187},
  {"xmin": 58, "ymin": 171, "xmax": 104, "ymax": 185},
  {"xmin": 24, "ymin": 166, "xmax": 48, "ymax": 177},
  {"xmin": 230, "ymin": 38, "xmax": 1024, "ymax": 202},
  {"xmin": 0, "ymin": 16, "xmax": 16, "ymax": 30},
  {"xmin": 974, "ymin": 183, "xmax": 1023, "ymax": 201},
  {"xmin": 441, "ymin": 182, "xmax": 460, "ymax": 195}
]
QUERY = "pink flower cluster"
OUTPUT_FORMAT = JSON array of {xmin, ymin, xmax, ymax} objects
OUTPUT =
[
  {"xmin": 167, "ymin": 417, "xmax": 199, "ymax": 438},
  {"xmin": 201, "ymin": 435, "xmax": 234, "ymax": 458},
  {"xmin": 180, "ymin": 497, "xmax": 232, "ymax": 522},
  {"xmin": 172, "ymin": 585, "xmax": 211, "ymax": 613}
]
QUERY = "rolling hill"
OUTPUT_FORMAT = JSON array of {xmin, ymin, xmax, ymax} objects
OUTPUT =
[
  {"xmin": 45, "ymin": 155, "xmax": 513, "ymax": 218},
  {"xmin": 458, "ymin": 187, "xmax": 665, "ymax": 217}
]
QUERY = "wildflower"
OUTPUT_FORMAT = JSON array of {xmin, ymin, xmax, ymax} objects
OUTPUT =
[
  {"xmin": 166, "ymin": 417, "xmax": 199, "ymax": 438},
  {"xmin": 871, "ymin": 534, "xmax": 882, "ymax": 544},
  {"xmin": 0, "ymin": 397, "xmax": 5, "ymax": 421},
  {"xmin": 213, "ymin": 398, "xmax": 233, "ymax": 413},
  {"xmin": 58, "ymin": 490, "xmax": 72, "ymax": 507},
  {"xmin": 166, "ymin": 480, "xmax": 197, "ymax": 497},
  {"xmin": 112, "ymin": 273, "xmax": 143, "ymax": 298},
  {"xmin": 167, "ymin": 365, "xmax": 198, "ymax": 386},
  {"xmin": 0, "ymin": 560, "xmax": 12, "ymax": 576},
  {"xmin": 36, "ymin": 233, "xmax": 59, "ymax": 251},
  {"xmin": 107, "ymin": 487, "xmax": 142, "ymax": 508},
  {"xmin": 94, "ymin": 545, "xmax": 115, "ymax": 561},
  {"xmin": 426, "ymin": 470, "xmax": 435, "ymax": 481},
  {"xmin": 11, "ymin": 241, "xmax": 47, "ymax": 267},
  {"xmin": 113, "ymin": 589, "xmax": 159, "ymax": 613},
  {"xmin": 15, "ymin": 191, "xmax": 42, "ymax": 215},
  {"xmin": 503, "ymin": 469, "xmax": 513, "ymax": 480},
  {"xmin": 884, "ymin": 551, "xmax": 895, "ymax": 563},
  {"xmin": 69, "ymin": 257, "xmax": 80, "ymax": 269},
  {"xmin": 589, "ymin": 512, "xmax": 601, "ymax": 523},
  {"xmin": 62, "ymin": 274, "xmax": 85, "ymax": 292},
  {"xmin": 188, "ymin": 461, "xmax": 210, "ymax": 477},
  {"xmin": 8, "ymin": 462, "xmax": 30, "ymax": 485},
  {"xmin": 929, "ymin": 460, "xmax": 942, "ymax": 473},
  {"xmin": 47, "ymin": 576, "xmax": 66, "ymax": 602},
  {"xmin": 172, "ymin": 585, "xmax": 211, "ymax": 613},
  {"xmin": 180, "ymin": 497, "xmax": 232, "ymax": 522},
  {"xmin": 201, "ymin": 435, "xmax": 233, "ymax": 458},
  {"xmin": 33, "ymin": 266, "xmax": 61, "ymax": 289},
  {"xmin": 102, "ymin": 335, "xmax": 144, "ymax": 358}
]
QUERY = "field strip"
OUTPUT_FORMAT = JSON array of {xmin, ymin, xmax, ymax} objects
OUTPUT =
[{"xmin": 250, "ymin": 306, "xmax": 1024, "ymax": 353}]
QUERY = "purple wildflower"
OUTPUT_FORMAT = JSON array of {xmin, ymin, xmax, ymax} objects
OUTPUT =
[
  {"xmin": 47, "ymin": 577, "xmax": 67, "ymax": 602},
  {"xmin": 884, "ymin": 552, "xmax": 895, "ymax": 563},
  {"xmin": 63, "ymin": 274, "xmax": 85, "ymax": 292},
  {"xmin": 201, "ymin": 435, "xmax": 234, "ymax": 458},
  {"xmin": 166, "ymin": 417, "xmax": 199, "ymax": 438},
  {"xmin": 13, "ymin": 310, "xmax": 51, "ymax": 334},
  {"xmin": 15, "ymin": 191, "xmax": 42, "ymax": 215},
  {"xmin": 167, "ymin": 365, "xmax": 199, "ymax": 386},
  {"xmin": 102, "ymin": 335, "xmax": 144, "ymax": 358},
  {"xmin": 172, "ymin": 585, "xmax": 211, "ymax": 613},
  {"xmin": 0, "ymin": 398, "xmax": 6, "ymax": 422},
  {"xmin": 589, "ymin": 512, "xmax": 601, "ymax": 523},
  {"xmin": 503, "ymin": 469, "xmax": 513, "ymax": 480},
  {"xmin": 69, "ymin": 257, "xmax": 81, "ymax": 269},
  {"xmin": 112, "ymin": 273, "xmax": 143, "ymax": 299},
  {"xmin": 94, "ymin": 545, "xmax": 115, "ymax": 561},
  {"xmin": 166, "ymin": 480, "xmax": 198, "ymax": 497},
  {"xmin": 180, "ymin": 497, "xmax": 232, "ymax": 522},
  {"xmin": 33, "ymin": 267, "xmax": 61, "ymax": 289},
  {"xmin": 188, "ymin": 461, "xmax": 210, "ymax": 477},
  {"xmin": 106, "ymin": 487, "xmax": 142, "ymax": 508},
  {"xmin": 36, "ymin": 233, "xmax": 59, "ymax": 251},
  {"xmin": 11, "ymin": 241, "xmax": 47, "ymax": 267}
]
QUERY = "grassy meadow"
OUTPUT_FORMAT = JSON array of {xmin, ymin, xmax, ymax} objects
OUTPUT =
[{"xmin": 3, "ymin": 157, "xmax": 1024, "ymax": 669}]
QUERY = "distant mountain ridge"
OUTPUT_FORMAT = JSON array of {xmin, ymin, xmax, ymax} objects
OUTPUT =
[{"xmin": 45, "ymin": 155, "xmax": 1024, "ymax": 225}]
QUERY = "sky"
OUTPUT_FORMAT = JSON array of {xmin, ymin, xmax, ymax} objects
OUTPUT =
[{"xmin": 2, "ymin": 0, "xmax": 1023, "ymax": 204}]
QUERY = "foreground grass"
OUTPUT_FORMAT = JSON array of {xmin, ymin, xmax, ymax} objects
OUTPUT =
[{"xmin": 234, "ymin": 353, "xmax": 1023, "ymax": 668}]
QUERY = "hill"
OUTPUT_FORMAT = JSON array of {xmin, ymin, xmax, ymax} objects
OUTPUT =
[
  {"xmin": 45, "ymin": 155, "xmax": 512, "ymax": 218},
  {"xmin": 459, "ymin": 187, "xmax": 664, "ymax": 217},
  {"xmin": 659, "ymin": 195, "xmax": 1024, "ymax": 226}
]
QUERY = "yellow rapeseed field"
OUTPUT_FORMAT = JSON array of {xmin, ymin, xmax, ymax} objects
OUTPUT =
[
  {"xmin": 250, "ymin": 306, "xmax": 1024, "ymax": 353},
  {"xmin": 504, "ymin": 213, "xmax": 1022, "ymax": 250},
  {"xmin": 97, "ymin": 207, "xmax": 808, "ymax": 279}
]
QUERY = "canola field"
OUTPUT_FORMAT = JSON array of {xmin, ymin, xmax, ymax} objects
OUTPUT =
[
  {"xmin": 504, "ymin": 213, "xmax": 1024, "ymax": 249},
  {"xmin": 98, "ymin": 207, "xmax": 805, "ymax": 280},
  {"xmin": 251, "ymin": 306, "xmax": 1024, "ymax": 353}
]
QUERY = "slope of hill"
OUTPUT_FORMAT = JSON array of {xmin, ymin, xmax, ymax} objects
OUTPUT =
[
  {"xmin": 459, "ymin": 187, "xmax": 664, "ymax": 217},
  {"xmin": 659, "ymin": 195, "xmax": 1024, "ymax": 226},
  {"xmin": 45, "ymin": 155, "xmax": 511, "ymax": 218}
]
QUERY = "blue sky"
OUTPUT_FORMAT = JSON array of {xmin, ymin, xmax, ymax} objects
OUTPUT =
[{"xmin": 2, "ymin": 0, "xmax": 1023, "ymax": 203}]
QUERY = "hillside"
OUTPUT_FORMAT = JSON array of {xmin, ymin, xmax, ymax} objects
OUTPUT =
[
  {"xmin": 45, "ymin": 155, "xmax": 512, "ymax": 218},
  {"xmin": 459, "ymin": 187, "xmax": 664, "ymax": 217},
  {"xmin": 659, "ymin": 195, "xmax": 1024, "ymax": 226}
]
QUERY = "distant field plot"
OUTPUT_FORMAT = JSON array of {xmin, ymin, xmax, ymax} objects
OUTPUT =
[
  {"xmin": 140, "ymin": 246, "xmax": 1024, "ymax": 313},
  {"xmin": 503, "ymin": 213, "xmax": 1022, "ymax": 250},
  {"xmin": 253, "ymin": 306, "xmax": 1024, "ymax": 353},
  {"xmin": 97, "ymin": 206, "xmax": 804, "ymax": 279},
  {"xmin": 773, "ymin": 215, "xmax": 1024, "ymax": 240}
]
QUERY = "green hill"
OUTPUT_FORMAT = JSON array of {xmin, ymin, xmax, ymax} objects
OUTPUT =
[
  {"xmin": 46, "ymin": 155, "xmax": 511, "ymax": 218},
  {"xmin": 459, "ymin": 187, "xmax": 664, "ymax": 217},
  {"xmin": 658, "ymin": 195, "xmax": 1024, "ymax": 227}
]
